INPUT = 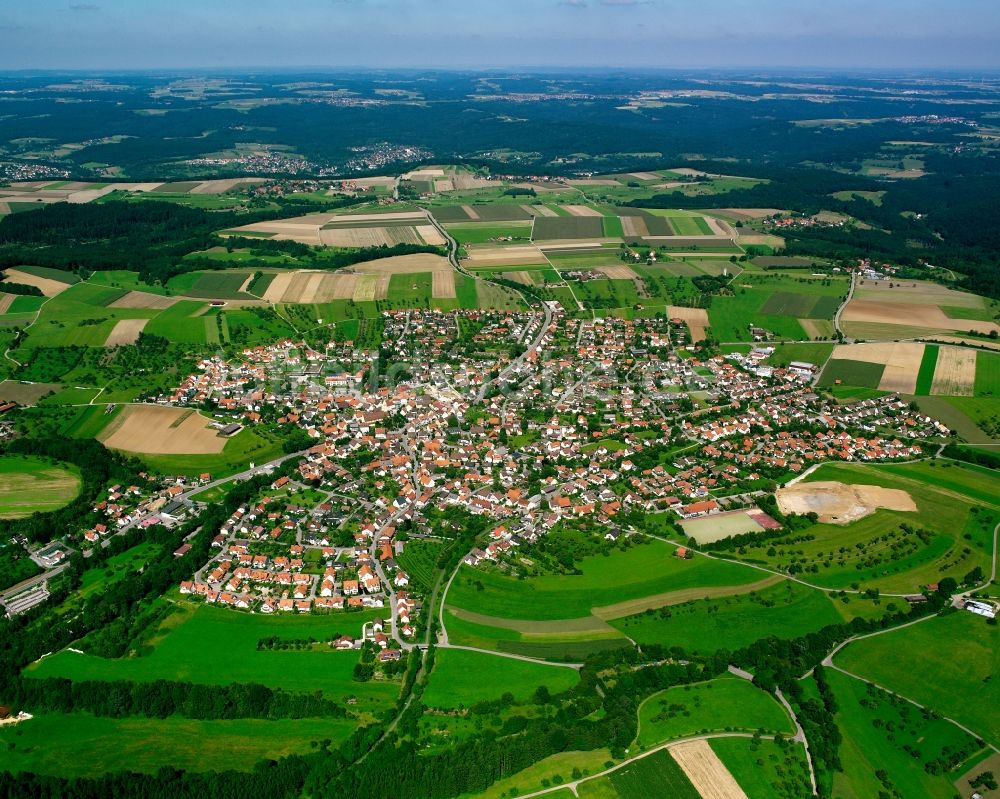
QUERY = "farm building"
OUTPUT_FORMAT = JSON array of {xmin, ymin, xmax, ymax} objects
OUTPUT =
[{"xmin": 964, "ymin": 599, "xmax": 997, "ymax": 619}]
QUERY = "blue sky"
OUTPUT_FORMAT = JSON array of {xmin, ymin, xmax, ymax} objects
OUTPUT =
[{"xmin": 1, "ymin": 0, "xmax": 998, "ymax": 70}]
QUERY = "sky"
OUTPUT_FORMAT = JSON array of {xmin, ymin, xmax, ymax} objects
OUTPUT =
[{"xmin": 1, "ymin": 0, "xmax": 999, "ymax": 71}]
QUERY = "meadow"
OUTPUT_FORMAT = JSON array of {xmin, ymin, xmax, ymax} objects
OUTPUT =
[
  {"xmin": 577, "ymin": 750, "xmax": 700, "ymax": 799},
  {"xmin": 709, "ymin": 737, "xmax": 813, "ymax": 799},
  {"xmin": 0, "ymin": 455, "xmax": 81, "ymax": 518},
  {"xmin": 835, "ymin": 611, "xmax": 999, "ymax": 747},
  {"xmin": 421, "ymin": 648, "xmax": 579, "ymax": 709},
  {"xmin": 27, "ymin": 602, "xmax": 400, "ymax": 712},
  {"xmin": 635, "ymin": 676, "xmax": 795, "ymax": 747},
  {"xmin": 824, "ymin": 668, "xmax": 985, "ymax": 799}
]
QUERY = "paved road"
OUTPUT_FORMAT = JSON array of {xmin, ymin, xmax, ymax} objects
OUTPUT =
[{"xmin": 833, "ymin": 270, "xmax": 856, "ymax": 344}]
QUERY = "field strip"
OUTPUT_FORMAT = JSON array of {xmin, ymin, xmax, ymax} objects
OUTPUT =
[
  {"xmin": 417, "ymin": 224, "xmax": 446, "ymax": 246},
  {"xmin": 531, "ymin": 205, "xmax": 558, "ymax": 217},
  {"xmin": 1, "ymin": 269, "xmax": 72, "ymax": 297},
  {"xmin": 431, "ymin": 269, "xmax": 457, "ymax": 299},
  {"xmin": 108, "ymin": 291, "xmax": 178, "ymax": 310},
  {"xmin": 930, "ymin": 346, "xmax": 976, "ymax": 396},
  {"xmin": 592, "ymin": 575, "xmax": 782, "ymax": 621},
  {"xmin": 461, "ymin": 205, "xmax": 481, "ymax": 220},
  {"xmin": 843, "ymin": 298, "xmax": 1000, "ymax": 335},
  {"xmin": 262, "ymin": 272, "xmax": 294, "ymax": 303},
  {"xmin": 104, "ymin": 318, "xmax": 149, "ymax": 347},
  {"xmin": 0, "ymin": 294, "xmax": 13, "ymax": 314},
  {"xmin": 621, "ymin": 215, "xmax": 649, "ymax": 238},
  {"xmin": 670, "ymin": 739, "xmax": 749, "ymax": 799},
  {"xmin": 877, "ymin": 342, "xmax": 925, "ymax": 393},
  {"xmin": 564, "ymin": 204, "xmax": 603, "ymax": 217},
  {"xmin": 447, "ymin": 607, "xmax": 620, "ymax": 635}
]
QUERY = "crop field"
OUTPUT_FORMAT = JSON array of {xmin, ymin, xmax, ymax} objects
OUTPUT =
[
  {"xmin": 707, "ymin": 275, "xmax": 848, "ymax": 342},
  {"xmin": 226, "ymin": 210, "xmax": 431, "ymax": 246},
  {"xmin": 135, "ymin": 424, "xmax": 287, "ymax": 477},
  {"xmin": 446, "ymin": 539, "xmax": 762, "ymax": 622},
  {"xmin": 669, "ymin": 739, "xmax": 750, "ymax": 799},
  {"xmin": 0, "ymin": 455, "xmax": 81, "ymax": 518},
  {"xmin": 421, "ymin": 648, "xmax": 579, "ymax": 709},
  {"xmin": 636, "ymin": 676, "xmax": 794, "ymax": 747},
  {"xmin": 168, "ymin": 270, "xmax": 255, "ymax": 300},
  {"xmin": 824, "ymin": 342, "xmax": 929, "ymax": 393},
  {"xmin": 0, "ymin": 712, "xmax": 360, "ymax": 778},
  {"xmin": 27, "ymin": 602, "xmax": 399, "ymax": 709},
  {"xmin": 975, "ymin": 350, "xmax": 1000, "ymax": 396},
  {"xmin": 98, "ymin": 404, "xmax": 225, "ymax": 455},
  {"xmin": 444, "ymin": 222, "xmax": 533, "ymax": 245},
  {"xmin": 835, "ymin": 611, "xmax": 999, "ymax": 747},
  {"xmin": 709, "ymin": 737, "xmax": 813, "ymax": 799},
  {"xmin": 577, "ymin": 750, "xmax": 700, "ymax": 799},
  {"xmin": 610, "ymin": 580, "xmax": 856, "ymax": 655},
  {"xmin": 817, "ymin": 358, "xmax": 886, "ymax": 389},
  {"xmin": 532, "ymin": 216, "xmax": 606, "ymax": 241},
  {"xmin": 0, "ymin": 379, "xmax": 61, "ymax": 404},
  {"xmin": 824, "ymin": 669, "xmax": 985, "ymax": 799},
  {"xmin": 1, "ymin": 267, "xmax": 74, "ymax": 296}
]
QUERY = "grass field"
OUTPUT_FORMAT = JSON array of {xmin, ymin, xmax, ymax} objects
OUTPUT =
[
  {"xmin": 136, "ymin": 425, "xmax": 287, "ymax": 477},
  {"xmin": 421, "ymin": 648, "xmax": 579, "ymax": 709},
  {"xmin": 764, "ymin": 342, "xmax": 835, "ymax": 368},
  {"xmin": 446, "ymin": 539, "xmax": 761, "ymax": 621},
  {"xmin": 27, "ymin": 602, "xmax": 400, "ymax": 711},
  {"xmin": 0, "ymin": 712, "xmax": 358, "ymax": 777},
  {"xmin": 709, "ymin": 737, "xmax": 813, "ymax": 799},
  {"xmin": 0, "ymin": 455, "xmax": 81, "ymax": 518},
  {"xmin": 835, "ymin": 611, "xmax": 999, "ymax": 747},
  {"xmin": 975, "ymin": 351, "xmax": 1000, "ymax": 396},
  {"xmin": 610, "ymin": 580, "xmax": 855, "ymax": 655},
  {"xmin": 915, "ymin": 344, "xmax": 940, "ymax": 395},
  {"xmin": 824, "ymin": 668, "xmax": 984, "ymax": 799},
  {"xmin": 635, "ymin": 676, "xmax": 795, "ymax": 747},
  {"xmin": 817, "ymin": 359, "xmax": 886, "ymax": 389},
  {"xmin": 576, "ymin": 750, "xmax": 700, "ymax": 799},
  {"xmin": 533, "ymin": 217, "xmax": 605, "ymax": 241}
]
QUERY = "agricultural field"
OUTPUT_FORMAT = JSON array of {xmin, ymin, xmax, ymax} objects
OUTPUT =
[
  {"xmin": 0, "ymin": 455, "xmax": 81, "ymax": 518},
  {"xmin": 27, "ymin": 602, "xmax": 400, "ymax": 711},
  {"xmin": 707, "ymin": 274, "xmax": 848, "ymax": 342},
  {"xmin": 610, "ymin": 580, "xmax": 877, "ymax": 655},
  {"xmin": 835, "ymin": 611, "xmax": 999, "ymax": 747},
  {"xmin": 421, "ymin": 648, "xmax": 579, "ymax": 709},
  {"xmin": 635, "ymin": 676, "xmax": 795, "ymax": 747},
  {"xmin": 98, "ymin": 405, "xmax": 226, "ymax": 455},
  {"xmin": 709, "ymin": 737, "xmax": 814, "ymax": 799},
  {"xmin": 577, "ymin": 750, "xmax": 700, "ymax": 799}
]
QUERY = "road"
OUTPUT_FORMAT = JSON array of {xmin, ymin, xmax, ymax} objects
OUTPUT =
[{"xmin": 832, "ymin": 270, "xmax": 856, "ymax": 344}]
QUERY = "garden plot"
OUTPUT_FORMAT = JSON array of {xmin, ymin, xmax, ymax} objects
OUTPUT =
[
  {"xmin": 930, "ymin": 347, "xmax": 977, "ymax": 396},
  {"xmin": 776, "ymin": 481, "xmax": 916, "ymax": 524}
]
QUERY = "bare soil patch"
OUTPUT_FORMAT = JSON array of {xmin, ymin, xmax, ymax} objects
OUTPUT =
[
  {"xmin": 105, "ymin": 318, "xmax": 149, "ymax": 347},
  {"xmin": 465, "ymin": 246, "xmax": 548, "ymax": 266},
  {"xmin": 621, "ymin": 216, "xmax": 649, "ymax": 238},
  {"xmin": 843, "ymin": 299, "xmax": 1000, "ymax": 335},
  {"xmin": 1, "ymin": 269, "xmax": 70, "ymax": 297},
  {"xmin": 564, "ymin": 205, "xmax": 603, "ymax": 217},
  {"xmin": 776, "ymin": 481, "xmax": 916, "ymax": 524},
  {"xmin": 461, "ymin": 205, "xmax": 481, "ymax": 221},
  {"xmin": 431, "ymin": 270, "xmax": 457, "ymax": 299},
  {"xmin": 670, "ymin": 740, "xmax": 749, "ymax": 799},
  {"xmin": 931, "ymin": 346, "xmax": 977, "ymax": 396},
  {"xmin": 0, "ymin": 294, "xmax": 14, "ymax": 314},
  {"xmin": 416, "ymin": 225, "xmax": 446, "ymax": 246},
  {"xmin": 100, "ymin": 405, "xmax": 225, "ymax": 455},
  {"xmin": 595, "ymin": 265, "xmax": 640, "ymax": 280},
  {"xmin": 108, "ymin": 291, "xmax": 178, "ymax": 310}
]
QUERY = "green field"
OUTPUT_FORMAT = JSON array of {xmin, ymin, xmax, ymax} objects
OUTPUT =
[
  {"xmin": 764, "ymin": 342, "xmax": 835, "ymax": 368},
  {"xmin": 610, "ymin": 581, "xmax": 857, "ymax": 655},
  {"xmin": 533, "ymin": 217, "xmax": 605, "ymax": 241},
  {"xmin": 0, "ymin": 455, "xmax": 82, "ymax": 518},
  {"xmin": 0, "ymin": 712, "xmax": 357, "ymax": 777},
  {"xmin": 915, "ymin": 344, "xmax": 940, "ymax": 395},
  {"xmin": 975, "ymin": 351, "xmax": 1000, "ymax": 397},
  {"xmin": 167, "ymin": 270, "xmax": 253, "ymax": 299},
  {"xmin": 824, "ymin": 668, "xmax": 984, "ymax": 799},
  {"xmin": 635, "ymin": 676, "xmax": 795, "ymax": 747},
  {"xmin": 446, "ymin": 539, "xmax": 761, "ymax": 621},
  {"xmin": 27, "ymin": 603, "xmax": 400, "ymax": 711},
  {"xmin": 134, "ymin": 425, "xmax": 288, "ymax": 477},
  {"xmin": 709, "ymin": 737, "xmax": 814, "ymax": 799},
  {"xmin": 835, "ymin": 611, "xmax": 999, "ymax": 747},
  {"xmin": 444, "ymin": 222, "xmax": 533, "ymax": 245},
  {"xmin": 817, "ymin": 359, "xmax": 886, "ymax": 389},
  {"xmin": 421, "ymin": 648, "xmax": 579, "ymax": 709},
  {"xmin": 577, "ymin": 750, "xmax": 700, "ymax": 799}
]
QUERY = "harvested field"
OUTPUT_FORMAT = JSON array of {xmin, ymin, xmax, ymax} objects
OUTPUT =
[
  {"xmin": 189, "ymin": 178, "xmax": 263, "ymax": 195},
  {"xmin": 0, "ymin": 294, "xmax": 14, "ymax": 314},
  {"xmin": 352, "ymin": 275, "xmax": 383, "ymax": 302},
  {"xmin": 503, "ymin": 271, "xmax": 536, "ymax": 286},
  {"xmin": 799, "ymin": 319, "xmax": 835, "ymax": 339},
  {"xmin": 416, "ymin": 225, "xmax": 446, "ymax": 245},
  {"xmin": 853, "ymin": 281, "xmax": 987, "ymax": 309},
  {"xmin": 667, "ymin": 305, "xmax": 710, "ymax": 342},
  {"xmin": 105, "ymin": 319, "xmax": 149, "ymax": 347},
  {"xmin": 464, "ymin": 246, "xmax": 548, "ymax": 266},
  {"xmin": 621, "ymin": 215, "xmax": 650, "ymax": 238},
  {"xmin": 716, "ymin": 208, "xmax": 785, "ymax": 220},
  {"xmin": 595, "ymin": 265, "xmax": 640, "ymax": 280},
  {"xmin": 431, "ymin": 270, "xmax": 457, "ymax": 299},
  {"xmin": 108, "ymin": 291, "xmax": 178, "ymax": 310},
  {"xmin": 99, "ymin": 405, "xmax": 225, "ymax": 455},
  {"xmin": 530, "ymin": 205, "xmax": 558, "ymax": 217},
  {"xmin": 355, "ymin": 253, "xmax": 450, "ymax": 274},
  {"xmin": 318, "ymin": 226, "xmax": 421, "ymax": 247},
  {"xmin": 829, "ymin": 342, "xmax": 925, "ymax": 393},
  {"xmin": 1, "ymin": 269, "xmax": 70, "ymax": 297},
  {"xmin": 433, "ymin": 179, "xmax": 454, "ymax": 192},
  {"xmin": 563, "ymin": 204, "xmax": 603, "ymax": 217},
  {"xmin": 0, "ymin": 380, "xmax": 60, "ymax": 405},
  {"xmin": 776, "ymin": 481, "xmax": 916, "ymax": 524},
  {"xmin": 461, "ymin": 205, "xmax": 481, "ymax": 221},
  {"xmin": 565, "ymin": 178, "xmax": 622, "ymax": 186},
  {"xmin": 628, "ymin": 171, "xmax": 662, "ymax": 181},
  {"xmin": 404, "ymin": 168, "xmax": 444, "ymax": 179},
  {"xmin": 842, "ymin": 299, "xmax": 1000, "ymax": 334},
  {"xmin": 930, "ymin": 346, "xmax": 977, "ymax": 396},
  {"xmin": 670, "ymin": 740, "xmax": 749, "ymax": 799}
]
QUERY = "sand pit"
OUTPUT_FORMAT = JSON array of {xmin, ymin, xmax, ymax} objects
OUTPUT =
[
  {"xmin": 931, "ymin": 346, "xmax": 977, "ymax": 396},
  {"xmin": 670, "ymin": 740, "xmax": 749, "ymax": 799},
  {"xmin": 596, "ymin": 265, "xmax": 640, "ymax": 280},
  {"xmin": 776, "ymin": 481, "xmax": 916, "ymax": 524},
  {"xmin": 100, "ymin": 405, "xmax": 226, "ymax": 455},
  {"xmin": 1, "ymin": 269, "xmax": 71, "ymax": 297},
  {"xmin": 667, "ymin": 305, "xmax": 710, "ymax": 342},
  {"xmin": 564, "ymin": 205, "xmax": 603, "ymax": 217},
  {"xmin": 108, "ymin": 291, "xmax": 178, "ymax": 310},
  {"xmin": 621, "ymin": 216, "xmax": 649, "ymax": 238},
  {"xmin": 417, "ymin": 225, "xmax": 447, "ymax": 246},
  {"xmin": 105, "ymin": 319, "xmax": 149, "ymax": 347},
  {"xmin": 0, "ymin": 294, "xmax": 14, "ymax": 314},
  {"xmin": 431, "ymin": 270, "xmax": 457, "ymax": 299},
  {"xmin": 843, "ymin": 299, "xmax": 1000, "ymax": 335}
]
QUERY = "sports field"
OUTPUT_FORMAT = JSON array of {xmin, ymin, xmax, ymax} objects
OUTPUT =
[{"xmin": 0, "ymin": 455, "xmax": 81, "ymax": 518}]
